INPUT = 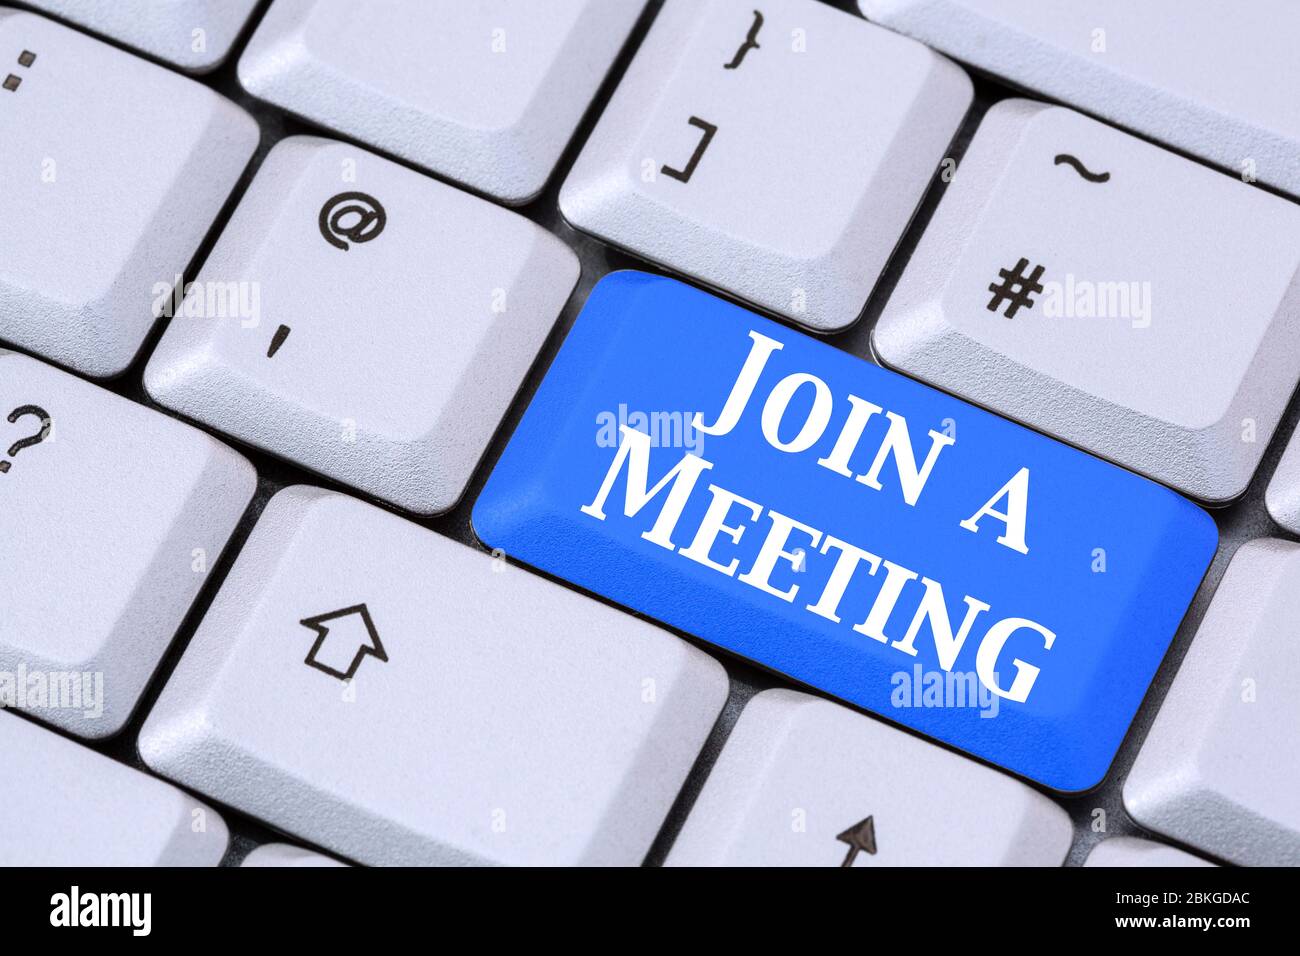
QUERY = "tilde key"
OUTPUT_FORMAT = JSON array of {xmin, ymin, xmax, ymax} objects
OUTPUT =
[
  {"xmin": 872, "ymin": 100, "xmax": 1300, "ymax": 503},
  {"xmin": 473, "ymin": 272, "xmax": 1216, "ymax": 791}
]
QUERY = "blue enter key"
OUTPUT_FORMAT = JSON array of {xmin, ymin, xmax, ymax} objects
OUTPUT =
[{"xmin": 473, "ymin": 272, "xmax": 1217, "ymax": 792}]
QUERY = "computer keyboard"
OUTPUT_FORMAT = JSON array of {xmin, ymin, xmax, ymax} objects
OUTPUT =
[
  {"xmin": 138, "ymin": 486, "xmax": 726, "ymax": 867},
  {"xmin": 1082, "ymin": 837, "xmax": 1213, "ymax": 869},
  {"xmin": 1266, "ymin": 431, "xmax": 1300, "ymax": 535},
  {"xmin": 0, "ymin": 7, "xmax": 257, "ymax": 377},
  {"xmin": 20, "ymin": 0, "xmax": 261, "ymax": 74},
  {"xmin": 856, "ymin": 0, "xmax": 1300, "ymax": 199},
  {"xmin": 872, "ymin": 97, "xmax": 1300, "ymax": 503},
  {"xmin": 473, "ymin": 271, "xmax": 1216, "ymax": 793},
  {"xmin": 558, "ymin": 0, "xmax": 973, "ymax": 331},
  {"xmin": 238, "ymin": 0, "xmax": 646, "ymax": 204},
  {"xmin": 1123, "ymin": 538, "xmax": 1300, "ymax": 867},
  {"xmin": 239, "ymin": 842, "xmax": 344, "ymax": 868},
  {"xmin": 664, "ymin": 689, "xmax": 1073, "ymax": 866},
  {"xmin": 0, "ymin": 710, "xmax": 229, "ymax": 866},
  {"xmin": 1, "ymin": 0, "xmax": 1298, "ymax": 870},
  {"xmin": 0, "ymin": 352, "xmax": 253, "ymax": 738},
  {"xmin": 143, "ymin": 135, "xmax": 579, "ymax": 515}
]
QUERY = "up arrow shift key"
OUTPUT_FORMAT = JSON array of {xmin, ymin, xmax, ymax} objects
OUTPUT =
[{"xmin": 473, "ymin": 272, "xmax": 1217, "ymax": 792}]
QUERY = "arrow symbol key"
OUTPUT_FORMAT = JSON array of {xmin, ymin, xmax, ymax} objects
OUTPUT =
[
  {"xmin": 836, "ymin": 815, "xmax": 877, "ymax": 867},
  {"xmin": 299, "ymin": 603, "xmax": 388, "ymax": 681}
]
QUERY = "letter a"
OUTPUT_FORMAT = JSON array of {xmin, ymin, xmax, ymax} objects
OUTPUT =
[{"xmin": 959, "ymin": 467, "xmax": 1030, "ymax": 555}]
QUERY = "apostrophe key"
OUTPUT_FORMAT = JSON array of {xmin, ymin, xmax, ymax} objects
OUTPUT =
[{"xmin": 144, "ymin": 137, "xmax": 579, "ymax": 516}]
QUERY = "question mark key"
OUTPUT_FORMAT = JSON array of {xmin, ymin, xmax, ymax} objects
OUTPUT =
[{"xmin": 0, "ymin": 351, "xmax": 255, "ymax": 737}]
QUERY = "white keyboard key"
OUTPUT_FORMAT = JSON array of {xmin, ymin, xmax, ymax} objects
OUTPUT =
[
  {"xmin": 559, "ymin": 0, "xmax": 971, "ymax": 332},
  {"xmin": 22, "ymin": 0, "xmax": 259, "ymax": 73},
  {"xmin": 1084, "ymin": 837, "xmax": 1213, "ymax": 868},
  {"xmin": 873, "ymin": 100, "xmax": 1300, "ymax": 502},
  {"xmin": 859, "ymin": 0, "xmax": 1300, "ymax": 198},
  {"xmin": 0, "ymin": 10, "xmax": 257, "ymax": 378},
  {"xmin": 0, "ymin": 711, "xmax": 228, "ymax": 866},
  {"xmin": 0, "ymin": 351, "xmax": 255, "ymax": 738},
  {"xmin": 144, "ymin": 136, "xmax": 578, "ymax": 516},
  {"xmin": 241, "ymin": 844, "xmax": 348, "ymax": 868},
  {"xmin": 1264, "ymin": 426, "xmax": 1300, "ymax": 536},
  {"xmin": 237, "ymin": 0, "xmax": 645, "ymax": 204},
  {"xmin": 139, "ymin": 486, "xmax": 727, "ymax": 866},
  {"xmin": 666, "ymin": 689, "xmax": 1071, "ymax": 867},
  {"xmin": 1124, "ymin": 538, "xmax": 1300, "ymax": 866}
]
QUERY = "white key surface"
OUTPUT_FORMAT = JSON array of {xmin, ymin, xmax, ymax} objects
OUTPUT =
[
  {"xmin": 1264, "ymin": 425, "xmax": 1300, "ymax": 536},
  {"xmin": 237, "ymin": 0, "xmax": 645, "ymax": 204},
  {"xmin": 1083, "ymin": 837, "xmax": 1213, "ymax": 868},
  {"xmin": 666, "ymin": 689, "xmax": 1072, "ymax": 867},
  {"xmin": 0, "ymin": 9, "xmax": 257, "ymax": 378},
  {"xmin": 858, "ymin": 0, "xmax": 1300, "ymax": 198},
  {"xmin": 0, "ymin": 351, "xmax": 255, "ymax": 737},
  {"xmin": 241, "ymin": 843, "xmax": 348, "ymax": 868},
  {"xmin": 144, "ymin": 136, "xmax": 578, "ymax": 516},
  {"xmin": 559, "ymin": 0, "xmax": 971, "ymax": 332},
  {"xmin": 1123, "ymin": 538, "xmax": 1300, "ymax": 866},
  {"xmin": 22, "ymin": 0, "xmax": 259, "ymax": 73},
  {"xmin": 0, "ymin": 711, "xmax": 228, "ymax": 866},
  {"xmin": 872, "ymin": 99, "xmax": 1300, "ymax": 502},
  {"xmin": 139, "ymin": 486, "xmax": 728, "ymax": 866}
]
